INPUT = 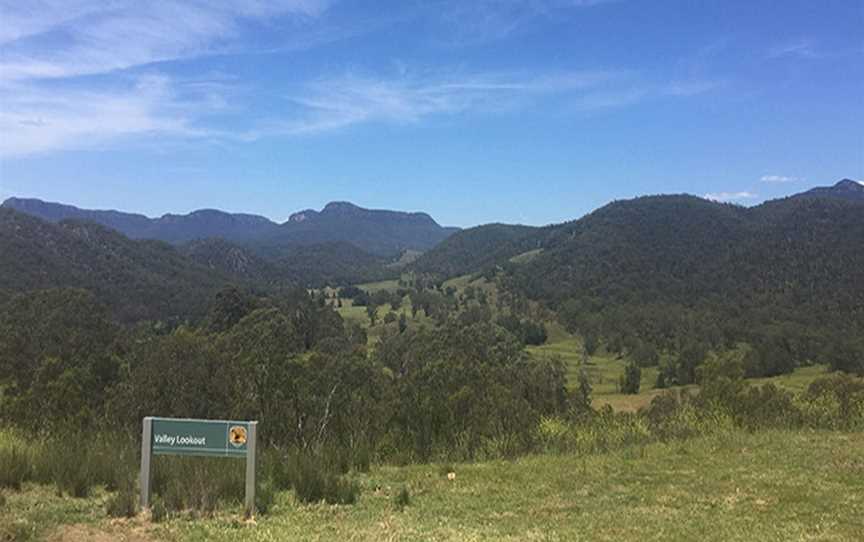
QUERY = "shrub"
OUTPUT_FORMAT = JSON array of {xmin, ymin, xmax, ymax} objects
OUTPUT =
[
  {"xmin": 736, "ymin": 383, "xmax": 800, "ymax": 430},
  {"xmin": 323, "ymin": 477, "xmax": 360, "ymax": 505},
  {"xmin": 536, "ymin": 416, "xmax": 573, "ymax": 454},
  {"xmin": 793, "ymin": 374, "xmax": 864, "ymax": 430},
  {"xmin": 394, "ymin": 486, "xmax": 411, "ymax": 510},
  {"xmin": 106, "ymin": 487, "xmax": 137, "ymax": 518},
  {"xmin": 0, "ymin": 490, "xmax": 6, "ymax": 509}
]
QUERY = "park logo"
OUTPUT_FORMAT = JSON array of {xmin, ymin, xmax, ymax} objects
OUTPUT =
[{"xmin": 229, "ymin": 425, "xmax": 247, "ymax": 447}]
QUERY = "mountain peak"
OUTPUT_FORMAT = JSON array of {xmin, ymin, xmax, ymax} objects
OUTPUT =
[
  {"xmin": 792, "ymin": 178, "xmax": 864, "ymax": 203},
  {"xmin": 287, "ymin": 209, "xmax": 319, "ymax": 223},
  {"xmin": 835, "ymin": 179, "xmax": 863, "ymax": 190},
  {"xmin": 322, "ymin": 201, "xmax": 361, "ymax": 213}
]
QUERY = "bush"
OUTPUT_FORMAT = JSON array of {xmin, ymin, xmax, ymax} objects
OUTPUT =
[
  {"xmin": 799, "ymin": 374, "xmax": 864, "ymax": 430},
  {"xmin": 536, "ymin": 416, "xmax": 573, "ymax": 454},
  {"xmin": 106, "ymin": 487, "xmax": 137, "ymax": 518},
  {"xmin": 394, "ymin": 486, "xmax": 411, "ymax": 510},
  {"xmin": 291, "ymin": 454, "xmax": 358, "ymax": 504},
  {"xmin": 323, "ymin": 477, "xmax": 360, "ymax": 505}
]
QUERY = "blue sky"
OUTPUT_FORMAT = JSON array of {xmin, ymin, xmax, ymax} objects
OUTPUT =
[{"xmin": 0, "ymin": 0, "xmax": 862, "ymax": 227}]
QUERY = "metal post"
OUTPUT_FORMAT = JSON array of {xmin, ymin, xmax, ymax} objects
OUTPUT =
[
  {"xmin": 140, "ymin": 417, "xmax": 153, "ymax": 510},
  {"xmin": 245, "ymin": 421, "xmax": 258, "ymax": 518}
]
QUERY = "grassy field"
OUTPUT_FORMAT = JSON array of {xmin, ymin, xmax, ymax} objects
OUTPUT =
[
  {"xmin": 5, "ymin": 430, "xmax": 863, "ymax": 541},
  {"xmin": 528, "ymin": 322, "xmax": 832, "ymax": 412},
  {"xmin": 339, "ymin": 277, "xmax": 831, "ymax": 409}
]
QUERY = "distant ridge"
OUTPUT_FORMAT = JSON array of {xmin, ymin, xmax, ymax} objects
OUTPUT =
[
  {"xmin": 1, "ymin": 198, "xmax": 459, "ymax": 257},
  {"xmin": 793, "ymin": 179, "xmax": 864, "ymax": 202}
]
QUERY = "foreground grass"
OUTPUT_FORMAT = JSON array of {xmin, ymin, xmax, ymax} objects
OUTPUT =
[{"xmin": 5, "ymin": 430, "xmax": 863, "ymax": 541}]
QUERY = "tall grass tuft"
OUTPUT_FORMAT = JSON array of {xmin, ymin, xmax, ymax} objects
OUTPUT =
[
  {"xmin": 151, "ymin": 455, "xmax": 246, "ymax": 515},
  {"xmin": 290, "ymin": 453, "xmax": 361, "ymax": 505},
  {"xmin": 0, "ymin": 440, "xmax": 31, "ymax": 490}
]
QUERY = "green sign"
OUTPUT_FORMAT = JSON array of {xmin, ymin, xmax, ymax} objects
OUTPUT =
[{"xmin": 151, "ymin": 417, "xmax": 250, "ymax": 457}]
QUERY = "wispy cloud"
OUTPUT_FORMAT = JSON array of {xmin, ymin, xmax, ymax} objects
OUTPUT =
[
  {"xmin": 0, "ymin": 1, "xmax": 332, "ymax": 82},
  {"xmin": 768, "ymin": 40, "xmax": 819, "ymax": 60},
  {"xmin": 0, "ymin": 0, "xmax": 720, "ymax": 157},
  {"xmin": 760, "ymin": 175, "xmax": 801, "ymax": 183},
  {"xmin": 0, "ymin": 75, "xmax": 219, "ymax": 157},
  {"xmin": 430, "ymin": 0, "xmax": 623, "ymax": 45},
  {"xmin": 1, "ymin": 66, "xmax": 717, "ymax": 157},
  {"xmin": 238, "ymin": 70, "xmax": 714, "ymax": 139},
  {"xmin": 704, "ymin": 191, "xmax": 758, "ymax": 203}
]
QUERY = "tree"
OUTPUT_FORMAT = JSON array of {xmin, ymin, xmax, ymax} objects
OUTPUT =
[
  {"xmin": 619, "ymin": 362, "xmax": 641, "ymax": 394},
  {"xmin": 205, "ymin": 286, "xmax": 256, "ymax": 333},
  {"xmin": 366, "ymin": 304, "xmax": 378, "ymax": 326},
  {"xmin": 398, "ymin": 313, "xmax": 408, "ymax": 334},
  {"xmin": 583, "ymin": 331, "xmax": 599, "ymax": 356},
  {"xmin": 574, "ymin": 365, "xmax": 593, "ymax": 412}
]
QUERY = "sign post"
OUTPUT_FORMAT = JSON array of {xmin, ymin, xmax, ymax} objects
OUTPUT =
[{"xmin": 140, "ymin": 417, "xmax": 258, "ymax": 517}]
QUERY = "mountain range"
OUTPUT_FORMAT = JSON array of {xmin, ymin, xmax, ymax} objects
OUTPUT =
[
  {"xmin": 0, "ymin": 198, "xmax": 459, "ymax": 258},
  {"xmin": 1, "ymin": 178, "xmax": 861, "ymax": 326}
]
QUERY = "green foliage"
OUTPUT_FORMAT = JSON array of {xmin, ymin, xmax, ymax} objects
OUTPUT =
[
  {"xmin": 500, "ymin": 196, "xmax": 864, "ymax": 380},
  {"xmin": 394, "ymin": 486, "xmax": 411, "ymax": 510},
  {"xmin": 0, "ymin": 209, "xmax": 230, "ymax": 322}
]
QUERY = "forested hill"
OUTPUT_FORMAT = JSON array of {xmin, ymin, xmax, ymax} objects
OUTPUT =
[
  {"xmin": 1, "ymin": 198, "xmax": 459, "ymax": 257},
  {"xmin": 499, "ymin": 193, "xmax": 864, "ymax": 376},
  {"xmin": 0, "ymin": 208, "xmax": 230, "ymax": 322},
  {"xmin": 409, "ymin": 223, "xmax": 538, "ymax": 278},
  {"xmin": 504, "ymin": 194, "xmax": 864, "ymax": 312}
]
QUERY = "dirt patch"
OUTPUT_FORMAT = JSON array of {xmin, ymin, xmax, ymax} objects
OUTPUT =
[{"xmin": 49, "ymin": 522, "xmax": 161, "ymax": 542}]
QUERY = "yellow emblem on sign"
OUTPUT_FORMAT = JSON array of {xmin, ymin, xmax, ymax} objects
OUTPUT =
[{"xmin": 229, "ymin": 426, "xmax": 247, "ymax": 447}]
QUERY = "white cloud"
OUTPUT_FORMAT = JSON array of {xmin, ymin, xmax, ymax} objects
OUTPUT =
[
  {"xmin": 760, "ymin": 175, "xmax": 801, "ymax": 183},
  {"xmin": 704, "ymin": 191, "xmax": 758, "ymax": 203},
  {"xmin": 0, "ymin": 75, "xmax": 217, "ymax": 157},
  {"xmin": 0, "ymin": 1, "xmax": 331, "ymax": 82},
  {"xmin": 1, "ymin": 67, "xmax": 717, "ymax": 156}
]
